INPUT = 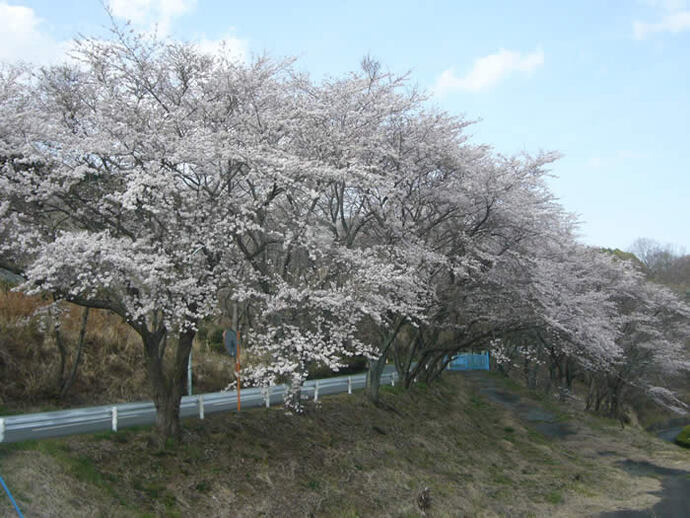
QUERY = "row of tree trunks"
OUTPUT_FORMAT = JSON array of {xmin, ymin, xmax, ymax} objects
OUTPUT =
[{"xmin": 585, "ymin": 372, "xmax": 626, "ymax": 421}]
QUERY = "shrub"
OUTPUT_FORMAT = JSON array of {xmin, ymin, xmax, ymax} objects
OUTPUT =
[
  {"xmin": 207, "ymin": 327, "xmax": 225, "ymax": 354},
  {"xmin": 307, "ymin": 356, "xmax": 368, "ymax": 380},
  {"xmin": 674, "ymin": 425, "xmax": 690, "ymax": 448}
]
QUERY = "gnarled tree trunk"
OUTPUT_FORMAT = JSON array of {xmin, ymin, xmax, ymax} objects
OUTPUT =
[
  {"xmin": 142, "ymin": 326, "xmax": 195, "ymax": 442},
  {"xmin": 365, "ymin": 354, "xmax": 388, "ymax": 403},
  {"xmin": 365, "ymin": 316, "xmax": 406, "ymax": 404}
]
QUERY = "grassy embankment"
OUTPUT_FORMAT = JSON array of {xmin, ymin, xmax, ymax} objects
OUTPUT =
[
  {"xmin": 1, "ymin": 371, "xmax": 689, "ymax": 517},
  {"xmin": 2, "ymin": 287, "xmax": 689, "ymax": 516},
  {"xmin": 0, "ymin": 287, "xmax": 237, "ymax": 414}
]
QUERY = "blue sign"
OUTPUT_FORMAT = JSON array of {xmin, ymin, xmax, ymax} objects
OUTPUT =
[
  {"xmin": 447, "ymin": 351, "xmax": 490, "ymax": 371},
  {"xmin": 224, "ymin": 328, "xmax": 238, "ymax": 357}
]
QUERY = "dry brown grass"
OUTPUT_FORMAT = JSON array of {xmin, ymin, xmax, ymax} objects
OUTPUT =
[
  {"xmin": 0, "ymin": 290, "xmax": 238, "ymax": 411},
  {"xmin": 0, "ymin": 289, "xmax": 143, "ymax": 409},
  {"xmin": 0, "ymin": 287, "xmax": 45, "ymax": 321},
  {"xmin": 1, "ymin": 373, "xmax": 687, "ymax": 517}
]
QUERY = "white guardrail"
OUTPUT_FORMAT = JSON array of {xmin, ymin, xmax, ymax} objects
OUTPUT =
[{"xmin": 0, "ymin": 367, "xmax": 399, "ymax": 444}]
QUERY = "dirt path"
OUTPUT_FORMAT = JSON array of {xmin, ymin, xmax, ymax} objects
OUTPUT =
[
  {"xmin": 465, "ymin": 371, "xmax": 577, "ymax": 439},
  {"xmin": 463, "ymin": 372, "xmax": 690, "ymax": 517}
]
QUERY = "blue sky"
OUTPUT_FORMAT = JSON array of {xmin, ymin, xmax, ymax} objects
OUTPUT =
[{"xmin": 2, "ymin": 0, "xmax": 688, "ymax": 252}]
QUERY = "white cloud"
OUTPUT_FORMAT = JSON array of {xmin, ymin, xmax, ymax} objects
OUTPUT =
[
  {"xmin": 634, "ymin": 1, "xmax": 690, "ymax": 39},
  {"xmin": 0, "ymin": 2, "xmax": 70, "ymax": 65},
  {"xmin": 197, "ymin": 33, "xmax": 249, "ymax": 63},
  {"xmin": 434, "ymin": 48, "xmax": 544, "ymax": 94},
  {"xmin": 108, "ymin": 0, "xmax": 197, "ymax": 34},
  {"xmin": 107, "ymin": 0, "xmax": 251, "ymax": 56},
  {"xmin": 633, "ymin": 10, "xmax": 690, "ymax": 38},
  {"xmin": 0, "ymin": 1, "xmax": 250, "ymax": 68},
  {"xmin": 640, "ymin": 0, "xmax": 687, "ymax": 11}
]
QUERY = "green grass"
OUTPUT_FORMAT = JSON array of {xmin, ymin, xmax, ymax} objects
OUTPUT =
[
  {"xmin": 469, "ymin": 393, "xmax": 489, "ymax": 409},
  {"xmin": 2, "ymin": 373, "xmax": 686, "ymax": 517},
  {"xmin": 545, "ymin": 490, "xmax": 563, "ymax": 504},
  {"xmin": 675, "ymin": 425, "xmax": 690, "ymax": 448},
  {"xmin": 0, "ymin": 405, "xmax": 27, "ymax": 416},
  {"xmin": 380, "ymin": 383, "xmax": 405, "ymax": 395},
  {"xmin": 194, "ymin": 480, "xmax": 211, "ymax": 492}
]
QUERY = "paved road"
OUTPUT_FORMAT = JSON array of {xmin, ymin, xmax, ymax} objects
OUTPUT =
[
  {"xmin": 0, "ymin": 367, "xmax": 398, "ymax": 444},
  {"xmin": 599, "ymin": 459, "xmax": 690, "ymax": 518}
]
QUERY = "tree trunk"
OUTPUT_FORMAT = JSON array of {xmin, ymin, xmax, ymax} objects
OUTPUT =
[
  {"xmin": 523, "ymin": 357, "xmax": 531, "ymax": 387},
  {"xmin": 365, "ymin": 354, "xmax": 388, "ymax": 404},
  {"xmin": 422, "ymin": 353, "xmax": 443, "ymax": 384},
  {"xmin": 53, "ymin": 315, "xmax": 67, "ymax": 393},
  {"xmin": 143, "ymin": 326, "xmax": 195, "ymax": 442},
  {"xmin": 59, "ymin": 307, "xmax": 89, "ymax": 398},
  {"xmin": 285, "ymin": 374, "xmax": 304, "ymax": 413},
  {"xmin": 557, "ymin": 358, "xmax": 569, "ymax": 401},
  {"xmin": 594, "ymin": 385, "xmax": 607, "ymax": 413},
  {"xmin": 365, "ymin": 316, "xmax": 406, "ymax": 404},
  {"xmin": 427, "ymin": 353, "xmax": 451, "ymax": 384},
  {"xmin": 565, "ymin": 358, "xmax": 574, "ymax": 394},
  {"xmin": 585, "ymin": 375, "xmax": 595, "ymax": 410},
  {"xmin": 393, "ymin": 326, "xmax": 421, "ymax": 381},
  {"xmin": 546, "ymin": 363, "xmax": 555, "ymax": 394}
]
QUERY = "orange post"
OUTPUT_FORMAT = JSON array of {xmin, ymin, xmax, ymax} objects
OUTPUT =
[{"xmin": 236, "ymin": 330, "xmax": 241, "ymax": 412}]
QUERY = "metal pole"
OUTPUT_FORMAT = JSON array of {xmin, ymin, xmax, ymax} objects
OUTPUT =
[
  {"xmin": 0, "ymin": 474, "xmax": 24, "ymax": 518},
  {"xmin": 187, "ymin": 348, "xmax": 193, "ymax": 396}
]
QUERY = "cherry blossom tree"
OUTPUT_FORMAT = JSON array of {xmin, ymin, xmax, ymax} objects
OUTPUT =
[
  {"xmin": 490, "ymin": 244, "xmax": 690, "ymax": 417},
  {"xmin": 581, "ymin": 253, "xmax": 690, "ymax": 418},
  {"xmin": 0, "ymin": 29, "xmax": 310, "ymax": 439},
  {"xmin": 240, "ymin": 59, "xmax": 452, "ymax": 404},
  {"xmin": 2, "ymin": 24, "xmax": 687, "ymax": 438},
  {"xmin": 391, "ymin": 150, "xmax": 575, "ymax": 388}
]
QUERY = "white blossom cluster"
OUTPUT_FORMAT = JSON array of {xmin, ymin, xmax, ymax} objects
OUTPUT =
[{"xmin": 0, "ymin": 30, "xmax": 687, "ymax": 416}]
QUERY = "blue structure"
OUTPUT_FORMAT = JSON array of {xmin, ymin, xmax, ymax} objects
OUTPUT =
[
  {"xmin": 0, "ymin": 473, "xmax": 24, "ymax": 517},
  {"xmin": 223, "ymin": 328, "xmax": 238, "ymax": 357},
  {"xmin": 447, "ymin": 351, "xmax": 490, "ymax": 371}
]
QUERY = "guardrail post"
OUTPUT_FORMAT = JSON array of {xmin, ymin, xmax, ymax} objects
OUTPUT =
[
  {"xmin": 111, "ymin": 407, "xmax": 118, "ymax": 432},
  {"xmin": 391, "ymin": 374, "xmax": 395, "ymax": 387},
  {"xmin": 187, "ymin": 349, "xmax": 193, "ymax": 396},
  {"xmin": 198, "ymin": 395, "xmax": 205, "ymax": 420},
  {"xmin": 348, "ymin": 376, "xmax": 352, "ymax": 394},
  {"xmin": 265, "ymin": 387, "xmax": 271, "ymax": 408},
  {"xmin": 314, "ymin": 381, "xmax": 319, "ymax": 402},
  {"xmin": 0, "ymin": 417, "xmax": 4, "ymax": 443}
]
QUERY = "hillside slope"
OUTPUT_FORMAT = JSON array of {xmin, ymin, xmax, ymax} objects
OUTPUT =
[{"xmin": 1, "ymin": 372, "xmax": 688, "ymax": 517}]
